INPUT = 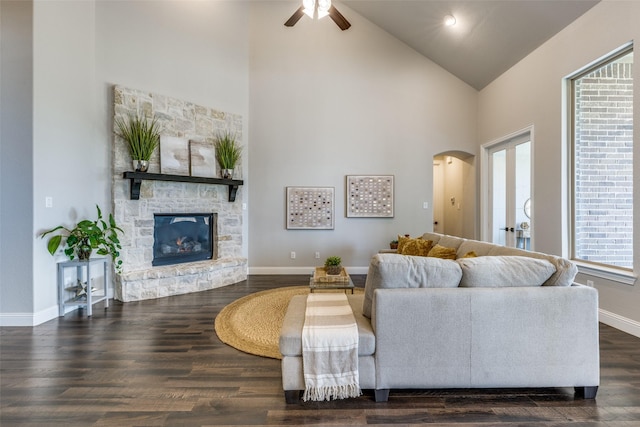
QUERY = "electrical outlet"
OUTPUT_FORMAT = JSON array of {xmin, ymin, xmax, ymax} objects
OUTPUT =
[
  {"xmin": 315, "ymin": 251, "xmax": 320, "ymax": 259},
  {"xmin": 586, "ymin": 280, "xmax": 594, "ymax": 287},
  {"xmin": 423, "ymin": 202, "xmax": 429, "ymax": 209},
  {"xmin": 45, "ymin": 196, "xmax": 53, "ymax": 208},
  {"xmin": 290, "ymin": 251, "xmax": 296, "ymax": 259}
]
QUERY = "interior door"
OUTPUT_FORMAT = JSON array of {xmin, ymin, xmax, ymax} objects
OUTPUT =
[
  {"xmin": 487, "ymin": 135, "xmax": 531, "ymax": 249},
  {"xmin": 432, "ymin": 160, "xmax": 444, "ymax": 234}
]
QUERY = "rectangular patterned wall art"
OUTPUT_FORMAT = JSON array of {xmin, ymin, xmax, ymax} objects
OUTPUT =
[
  {"xmin": 346, "ymin": 175, "xmax": 394, "ymax": 218},
  {"xmin": 286, "ymin": 187, "xmax": 335, "ymax": 229}
]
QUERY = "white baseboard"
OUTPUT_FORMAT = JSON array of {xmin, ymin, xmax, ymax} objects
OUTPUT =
[
  {"xmin": 249, "ymin": 266, "xmax": 369, "ymax": 275},
  {"xmin": 0, "ymin": 305, "xmax": 59, "ymax": 327},
  {"xmin": 599, "ymin": 309, "xmax": 640, "ymax": 339}
]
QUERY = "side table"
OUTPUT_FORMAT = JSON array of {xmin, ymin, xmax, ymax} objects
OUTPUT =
[{"xmin": 57, "ymin": 258, "xmax": 109, "ymax": 317}]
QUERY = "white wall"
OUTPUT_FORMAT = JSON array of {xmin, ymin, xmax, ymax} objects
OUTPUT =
[
  {"xmin": 1, "ymin": 1, "xmax": 35, "ymax": 319},
  {"xmin": 32, "ymin": 0, "xmax": 98, "ymax": 322},
  {"xmin": 1, "ymin": 0, "xmax": 250, "ymax": 326},
  {"xmin": 478, "ymin": 0, "xmax": 640, "ymax": 333},
  {"xmin": 94, "ymin": 0, "xmax": 250, "ymax": 260},
  {"xmin": 248, "ymin": 2, "xmax": 477, "ymax": 273}
]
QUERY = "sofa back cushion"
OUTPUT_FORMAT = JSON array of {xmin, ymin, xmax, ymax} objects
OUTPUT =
[
  {"xmin": 457, "ymin": 256, "xmax": 556, "ymax": 288},
  {"xmin": 487, "ymin": 246, "xmax": 578, "ymax": 286},
  {"xmin": 363, "ymin": 254, "xmax": 462, "ymax": 318},
  {"xmin": 456, "ymin": 240, "xmax": 496, "ymax": 258}
]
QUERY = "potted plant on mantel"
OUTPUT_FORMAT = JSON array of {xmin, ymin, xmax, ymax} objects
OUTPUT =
[
  {"xmin": 40, "ymin": 205, "xmax": 124, "ymax": 273},
  {"xmin": 114, "ymin": 113, "xmax": 161, "ymax": 172},
  {"xmin": 324, "ymin": 256, "xmax": 342, "ymax": 275},
  {"xmin": 214, "ymin": 131, "xmax": 242, "ymax": 179}
]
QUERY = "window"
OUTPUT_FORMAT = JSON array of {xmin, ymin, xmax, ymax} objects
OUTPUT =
[{"xmin": 570, "ymin": 45, "xmax": 633, "ymax": 270}]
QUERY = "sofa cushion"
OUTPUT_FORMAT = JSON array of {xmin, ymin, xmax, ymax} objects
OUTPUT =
[
  {"xmin": 436, "ymin": 234, "xmax": 465, "ymax": 250},
  {"xmin": 457, "ymin": 256, "xmax": 556, "ymax": 288},
  {"xmin": 488, "ymin": 246, "xmax": 578, "ymax": 287},
  {"xmin": 457, "ymin": 240, "xmax": 496, "ymax": 258},
  {"xmin": 363, "ymin": 254, "xmax": 462, "ymax": 318},
  {"xmin": 397, "ymin": 236, "xmax": 433, "ymax": 256},
  {"xmin": 280, "ymin": 294, "xmax": 375, "ymax": 357},
  {"xmin": 427, "ymin": 244, "xmax": 457, "ymax": 259}
]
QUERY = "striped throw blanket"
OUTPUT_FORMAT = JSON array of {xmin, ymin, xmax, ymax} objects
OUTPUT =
[{"xmin": 302, "ymin": 293, "xmax": 361, "ymax": 402}]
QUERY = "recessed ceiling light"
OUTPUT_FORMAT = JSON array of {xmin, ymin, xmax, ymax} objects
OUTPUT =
[{"xmin": 444, "ymin": 15, "xmax": 457, "ymax": 27}]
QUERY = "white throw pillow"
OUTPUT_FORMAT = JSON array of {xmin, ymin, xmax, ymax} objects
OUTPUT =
[{"xmin": 457, "ymin": 256, "xmax": 556, "ymax": 288}]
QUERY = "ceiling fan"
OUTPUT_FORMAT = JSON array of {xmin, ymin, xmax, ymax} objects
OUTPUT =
[{"xmin": 285, "ymin": 0, "xmax": 351, "ymax": 31}]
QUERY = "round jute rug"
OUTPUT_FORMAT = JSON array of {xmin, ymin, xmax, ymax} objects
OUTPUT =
[{"xmin": 214, "ymin": 286, "xmax": 363, "ymax": 359}]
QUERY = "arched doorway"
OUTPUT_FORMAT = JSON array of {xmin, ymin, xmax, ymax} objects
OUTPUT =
[{"xmin": 432, "ymin": 151, "xmax": 476, "ymax": 239}]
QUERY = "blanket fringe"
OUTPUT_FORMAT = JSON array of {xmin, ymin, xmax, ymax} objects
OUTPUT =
[{"xmin": 303, "ymin": 384, "xmax": 362, "ymax": 402}]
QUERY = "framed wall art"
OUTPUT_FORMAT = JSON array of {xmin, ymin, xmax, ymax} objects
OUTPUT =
[
  {"xmin": 346, "ymin": 175, "xmax": 394, "ymax": 218},
  {"xmin": 160, "ymin": 135, "xmax": 190, "ymax": 175},
  {"xmin": 286, "ymin": 187, "xmax": 335, "ymax": 230},
  {"xmin": 189, "ymin": 140, "xmax": 216, "ymax": 178}
]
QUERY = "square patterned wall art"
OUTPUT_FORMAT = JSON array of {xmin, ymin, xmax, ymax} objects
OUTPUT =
[
  {"xmin": 286, "ymin": 187, "xmax": 335, "ymax": 229},
  {"xmin": 346, "ymin": 175, "xmax": 394, "ymax": 218}
]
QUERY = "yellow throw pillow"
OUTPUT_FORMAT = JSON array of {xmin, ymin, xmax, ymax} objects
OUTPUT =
[
  {"xmin": 427, "ymin": 244, "xmax": 457, "ymax": 260},
  {"xmin": 396, "ymin": 235, "xmax": 412, "ymax": 253},
  {"xmin": 459, "ymin": 251, "xmax": 478, "ymax": 259},
  {"xmin": 398, "ymin": 237, "xmax": 433, "ymax": 257}
]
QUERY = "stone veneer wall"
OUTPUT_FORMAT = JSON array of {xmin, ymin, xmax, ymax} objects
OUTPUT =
[{"xmin": 112, "ymin": 85, "xmax": 247, "ymax": 302}]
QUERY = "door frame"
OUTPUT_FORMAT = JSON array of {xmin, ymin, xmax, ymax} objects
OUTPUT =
[{"xmin": 480, "ymin": 125, "xmax": 534, "ymax": 246}]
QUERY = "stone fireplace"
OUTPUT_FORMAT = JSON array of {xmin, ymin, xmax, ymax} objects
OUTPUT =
[{"xmin": 112, "ymin": 86, "xmax": 247, "ymax": 302}]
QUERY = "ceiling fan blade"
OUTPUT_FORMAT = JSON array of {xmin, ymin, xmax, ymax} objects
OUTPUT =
[
  {"xmin": 328, "ymin": 5, "xmax": 351, "ymax": 30},
  {"xmin": 284, "ymin": 6, "xmax": 305, "ymax": 27}
]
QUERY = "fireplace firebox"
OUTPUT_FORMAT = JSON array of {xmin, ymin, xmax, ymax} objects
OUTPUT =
[{"xmin": 153, "ymin": 213, "xmax": 216, "ymax": 267}]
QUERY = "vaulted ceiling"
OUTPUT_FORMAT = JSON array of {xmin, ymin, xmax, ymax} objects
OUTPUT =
[{"xmin": 339, "ymin": 0, "xmax": 600, "ymax": 90}]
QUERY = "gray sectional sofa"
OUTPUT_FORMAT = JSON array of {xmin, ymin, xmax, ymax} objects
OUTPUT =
[{"xmin": 279, "ymin": 232, "xmax": 600, "ymax": 402}]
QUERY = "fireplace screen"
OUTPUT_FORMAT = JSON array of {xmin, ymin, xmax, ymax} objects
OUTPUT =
[{"xmin": 153, "ymin": 213, "xmax": 216, "ymax": 266}]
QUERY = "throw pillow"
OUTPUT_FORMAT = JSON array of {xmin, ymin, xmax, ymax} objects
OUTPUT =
[
  {"xmin": 457, "ymin": 256, "xmax": 556, "ymax": 288},
  {"xmin": 397, "ymin": 237, "xmax": 433, "ymax": 257},
  {"xmin": 459, "ymin": 251, "xmax": 477, "ymax": 258},
  {"xmin": 396, "ymin": 235, "xmax": 412, "ymax": 253},
  {"xmin": 427, "ymin": 244, "xmax": 457, "ymax": 260}
]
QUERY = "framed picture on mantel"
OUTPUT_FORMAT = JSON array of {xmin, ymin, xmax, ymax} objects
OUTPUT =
[
  {"xmin": 189, "ymin": 140, "xmax": 216, "ymax": 178},
  {"xmin": 160, "ymin": 136, "xmax": 190, "ymax": 175}
]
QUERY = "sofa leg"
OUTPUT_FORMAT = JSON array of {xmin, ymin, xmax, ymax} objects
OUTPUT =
[
  {"xmin": 575, "ymin": 386, "xmax": 598, "ymax": 399},
  {"xmin": 284, "ymin": 390, "xmax": 302, "ymax": 404},
  {"xmin": 374, "ymin": 389, "xmax": 390, "ymax": 402}
]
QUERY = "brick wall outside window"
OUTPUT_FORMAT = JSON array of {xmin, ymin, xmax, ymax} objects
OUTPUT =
[{"xmin": 574, "ymin": 53, "xmax": 633, "ymax": 268}]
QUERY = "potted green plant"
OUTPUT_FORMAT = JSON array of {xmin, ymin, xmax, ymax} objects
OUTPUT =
[
  {"xmin": 214, "ymin": 131, "xmax": 242, "ymax": 179},
  {"xmin": 114, "ymin": 113, "xmax": 161, "ymax": 172},
  {"xmin": 390, "ymin": 239, "xmax": 399, "ymax": 250},
  {"xmin": 324, "ymin": 256, "xmax": 342, "ymax": 275},
  {"xmin": 40, "ymin": 205, "xmax": 124, "ymax": 273}
]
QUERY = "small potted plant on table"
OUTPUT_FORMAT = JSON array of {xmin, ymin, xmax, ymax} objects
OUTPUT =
[
  {"xmin": 324, "ymin": 256, "xmax": 342, "ymax": 275},
  {"xmin": 40, "ymin": 205, "xmax": 124, "ymax": 273}
]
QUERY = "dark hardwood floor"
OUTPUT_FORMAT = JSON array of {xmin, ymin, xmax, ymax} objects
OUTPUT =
[{"xmin": 1, "ymin": 275, "xmax": 640, "ymax": 426}]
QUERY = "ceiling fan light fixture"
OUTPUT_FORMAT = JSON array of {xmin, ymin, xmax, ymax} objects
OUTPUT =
[
  {"xmin": 284, "ymin": 0, "xmax": 350, "ymax": 30},
  {"xmin": 303, "ymin": 0, "xmax": 315, "ymax": 18},
  {"xmin": 317, "ymin": 0, "xmax": 331, "ymax": 19},
  {"xmin": 444, "ymin": 15, "xmax": 457, "ymax": 27},
  {"xmin": 302, "ymin": 0, "xmax": 332, "ymax": 20}
]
